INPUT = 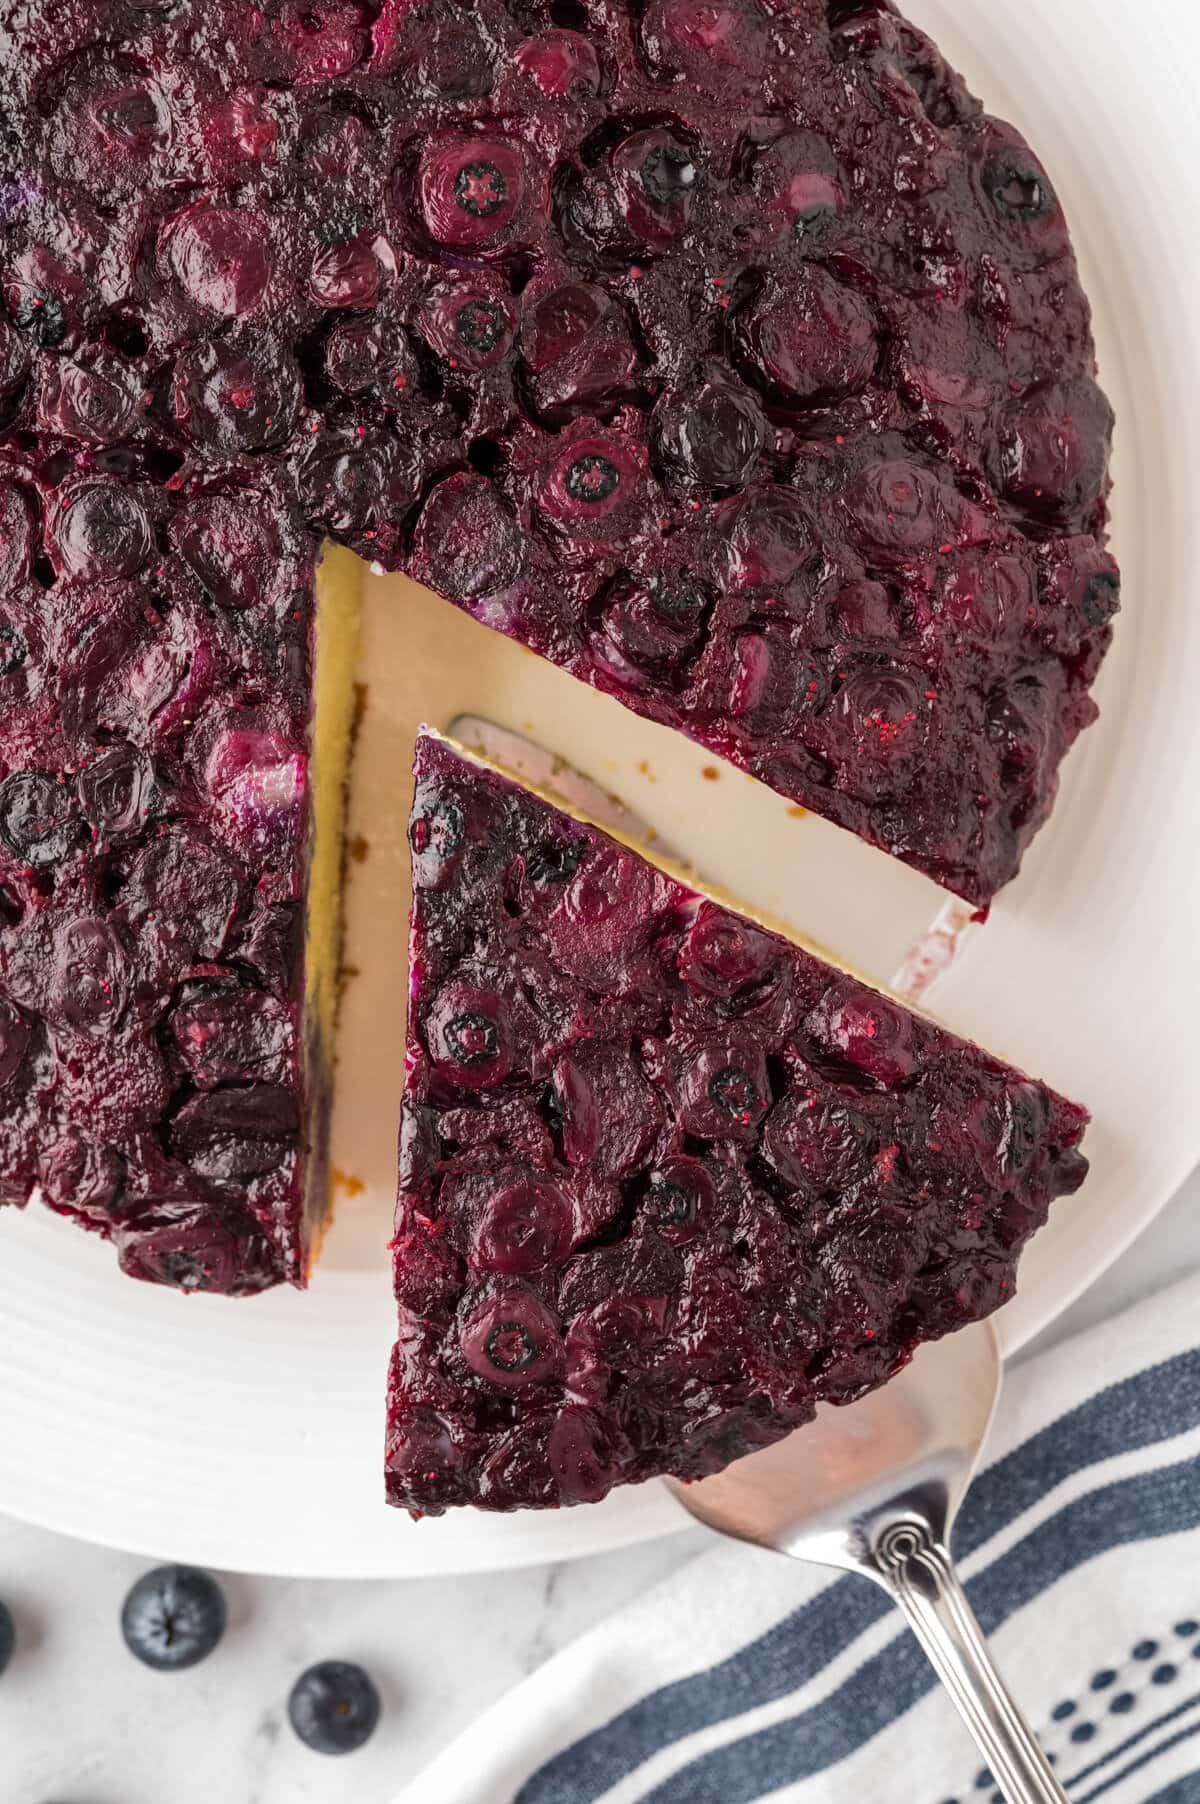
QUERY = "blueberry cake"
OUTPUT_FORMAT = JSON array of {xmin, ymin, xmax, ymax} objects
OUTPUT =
[
  {"xmin": 0, "ymin": 0, "xmax": 1114, "ymax": 1292},
  {"xmin": 386, "ymin": 732, "xmax": 1088, "ymax": 1514}
]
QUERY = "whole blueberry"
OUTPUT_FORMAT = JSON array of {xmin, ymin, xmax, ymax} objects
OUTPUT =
[
  {"xmin": 121, "ymin": 1565, "xmax": 227, "ymax": 1671},
  {"xmin": 288, "ymin": 1660, "xmax": 381, "ymax": 1754},
  {"xmin": 0, "ymin": 1598, "xmax": 13, "ymax": 1676}
]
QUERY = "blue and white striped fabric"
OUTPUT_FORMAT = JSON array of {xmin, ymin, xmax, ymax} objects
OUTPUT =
[{"xmin": 398, "ymin": 1273, "xmax": 1200, "ymax": 1804}]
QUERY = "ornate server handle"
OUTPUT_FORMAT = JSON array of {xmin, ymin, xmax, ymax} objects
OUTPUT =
[{"xmin": 872, "ymin": 1520, "xmax": 1070, "ymax": 1804}]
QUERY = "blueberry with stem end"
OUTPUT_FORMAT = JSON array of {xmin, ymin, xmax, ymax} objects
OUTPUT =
[
  {"xmin": 455, "ymin": 160, "xmax": 507, "ymax": 219},
  {"xmin": 443, "ymin": 1011, "xmax": 499, "ymax": 1065},
  {"xmin": 121, "ymin": 1565, "xmax": 227, "ymax": 1671},
  {"xmin": 14, "ymin": 291, "xmax": 67, "ymax": 347},
  {"xmin": 565, "ymin": 452, "xmax": 620, "ymax": 504},
  {"xmin": 455, "ymin": 299, "xmax": 506, "ymax": 354},
  {"xmin": 640, "ymin": 142, "xmax": 696, "ymax": 205},
  {"xmin": 289, "ymin": 1660, "xmax": 382, "ymax": 1754}
]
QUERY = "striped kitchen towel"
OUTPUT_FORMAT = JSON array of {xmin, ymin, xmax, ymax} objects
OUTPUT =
[{"xmin": 397, "ymin": 1272, "xmax": 1200, "ymax": 1804}]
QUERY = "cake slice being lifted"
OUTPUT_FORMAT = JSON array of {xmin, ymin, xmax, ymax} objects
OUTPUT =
[{"xmin": 386, "ymin": 731, "xmax": 1089, "ymax": 1515}]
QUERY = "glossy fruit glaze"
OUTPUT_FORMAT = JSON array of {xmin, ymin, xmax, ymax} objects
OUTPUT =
[
  {"xmin": 386, "ymin": 734, "xmax": 1089, "ymax": 1514},
  {"xmin": 0, "ymin": 0, "xmax": 1114, "ymax": 1293}
]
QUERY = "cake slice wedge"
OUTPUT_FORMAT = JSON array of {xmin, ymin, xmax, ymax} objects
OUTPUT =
[{"xmin": 386, "ymin": 731, "xmax": 1089, "ymax": 1515}]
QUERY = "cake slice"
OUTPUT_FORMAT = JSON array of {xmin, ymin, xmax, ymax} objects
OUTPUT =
[{"xmin": 386, "ymin": 731, "xmax": 1088, "ymax": 1514}]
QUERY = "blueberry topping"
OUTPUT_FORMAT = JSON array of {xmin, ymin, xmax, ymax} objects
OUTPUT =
[
  {"xmin": 566, "ymin": 452, "xmax": 620, "ymax": 503},
  {"xmin": 455, "ymin": 298, "xmax": 506, "ymax": 353},
  {"xmin": 826, "ymin": 0, "xmax": 890, "ymax": 24},
  {"xmin": 519, "ymin": 282, "xmax": 640, "ymax": 422},
  {"xmin": 0, "ymin": 320, "xmax": 30, "ymax": 398},
  {"xmin": 288, "ymin": 1660, "xmax": 381, "ymax": 1755},
  {"xmin": 0, "ymin": 0, "xmax": 1113, "ymax": 1303},
  {"xmin": 412, "ymin": 471, "xmax": 526, "ymax": 600},
  {"xmin": 121, "ymin": 1566, "xmax": 227, "ymax": 1671},
  {"xmin": 141, "ymin": 1249, "xmax": 217, "ymax": 1291},
  {"xmin": 0, "ymin": 1598, "xmax": 13, "ymax": 1677},
  {"xmin": 169, "ymin": 1085, "xmax": 299, "ymax": 1183},
  {"xmin": 13, "ymin": 291, "xmax": 67, "ymax": 347},
  {"xmin": 640, "ymin": 142, "xmax": 697, "ymax": 205},
  {"xmin": 0, "ymin": 998, "xmax": 33, "ymax": 1091},
  {"xmin": 0, "ymin": 623, "xmax": 27, "ymax": 676},
  {"xmin": 389, "ymin": 736, "xmax": 1091, "ymax": 1517},
  {"xmin": 455, "ymin": 160, "xmax": 507, "ymax": 218}
]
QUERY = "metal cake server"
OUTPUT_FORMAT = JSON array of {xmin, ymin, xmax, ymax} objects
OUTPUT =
[
  {"xmin": 667, "ymin": 1322, "xmax": 1068, "ymax": 1804},
  {"xmin": 449, "ymin": 716, "xmax": 1060, "ymax": 1796}
]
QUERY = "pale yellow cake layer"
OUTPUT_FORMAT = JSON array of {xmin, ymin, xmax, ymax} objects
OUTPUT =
[{"xmin": 304, "ymin": 542, "xmax": 365, "ymax": 1256}]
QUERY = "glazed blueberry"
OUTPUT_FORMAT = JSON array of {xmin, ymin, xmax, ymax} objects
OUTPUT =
[
  {"xmin": 0, "ymin": 1599, "xmax": 13, "ymax": 1677},
  {"xmin": 121, "ymin": 1566, "xmax": 227, "ymax": 1671},
  {"xmin": 653, "ymin": 366, "xmax": 767, "ymax": 492},
  {"xmin": 288, "ymin": 1661, "xmax": 381, "ymax": 1755},
  {"xmin": 387, "ymin": 736, "xmax": 1090, "ymax": 1516},
  {"xmin": 0, "ymin": 772, "xmax": 83, "ymax": 868}
]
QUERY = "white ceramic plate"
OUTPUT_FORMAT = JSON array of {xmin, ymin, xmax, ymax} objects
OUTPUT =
[{"xmin": 1, "ymin": 0, "xmax": 1197, "ymax": 1578}]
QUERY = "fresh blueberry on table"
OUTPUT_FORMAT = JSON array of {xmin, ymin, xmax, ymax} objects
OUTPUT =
[
  {"xmin": 0, "ymin": 1598, "xmax": 13, "ymax": 1676},
  {"xmin": 121, "ymin": 1565, "xmax": 227, "ymax": 1671},
  {"xmin": 288, "ymin": 1660, "xmax": 381, "ymax": 1754}
]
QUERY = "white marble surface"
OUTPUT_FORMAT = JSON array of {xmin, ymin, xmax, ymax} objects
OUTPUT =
[{"xmin": 3, "ymin": 1164, "xmax": 1199, "ymax": 1804}]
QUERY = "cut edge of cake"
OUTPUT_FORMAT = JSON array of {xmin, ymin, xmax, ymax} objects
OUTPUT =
[{"xmin": 419, "ymin": 724, "xmax": 943, "ymax": 1042}]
